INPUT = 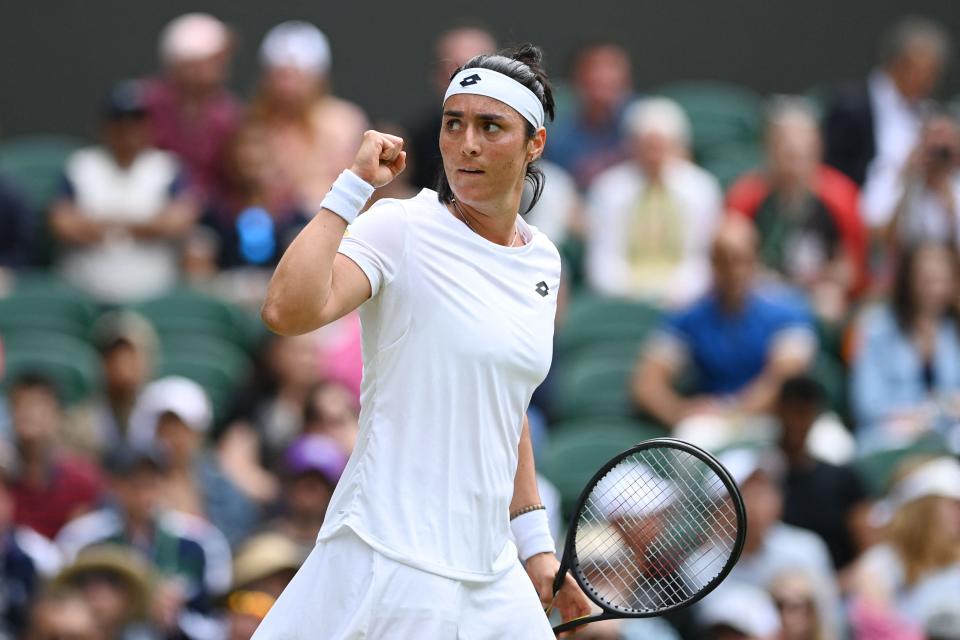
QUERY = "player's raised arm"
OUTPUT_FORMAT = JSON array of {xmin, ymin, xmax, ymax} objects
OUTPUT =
[{"xmin": 260, "ymin": 130, "xmax": 406, "ymax": 336}]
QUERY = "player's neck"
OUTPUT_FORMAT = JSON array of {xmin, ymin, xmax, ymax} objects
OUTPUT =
[{"xmin": 450, "ymin": 197, "xmax": 521, "ymax": 247}]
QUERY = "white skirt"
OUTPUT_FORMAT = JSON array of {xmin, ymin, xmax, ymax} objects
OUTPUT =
[{"xmin": 252, "ymin": 527, "xmax": 554, "ymax": 639}]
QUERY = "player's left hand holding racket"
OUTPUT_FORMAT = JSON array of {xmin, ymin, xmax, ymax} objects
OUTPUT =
[{"xmin": 547, "ymin": 437, "xmax": 747, "ymax": 637}]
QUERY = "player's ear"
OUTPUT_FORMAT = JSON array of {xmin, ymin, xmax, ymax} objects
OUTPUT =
[{"xmin": 526, "ymin": 127, "xmax": 547, "ymax": 163}]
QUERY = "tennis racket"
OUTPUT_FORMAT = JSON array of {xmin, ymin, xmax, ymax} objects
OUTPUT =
[{"xmin": 551, "ymin": 437, "xmax": 747, "ymax": 636}]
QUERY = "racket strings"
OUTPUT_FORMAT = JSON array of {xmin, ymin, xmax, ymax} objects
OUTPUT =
[{"xmin": 573, "ymin": 448, "xmax": 740, "ymax": 614}]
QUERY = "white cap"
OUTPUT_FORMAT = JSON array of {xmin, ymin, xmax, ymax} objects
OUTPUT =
[
  {"xmin": 129, "ymin": 376, "xmax": 213, "ymax": 446},
  {"xmin": 159, "ymin": 13, "xmax": 230, "ymax": 64},
  {"xmin": 260, "ymin": 21, "xmax": 331, "ymax": 75},
  {"xmin": 699, "ymin": 582, "xmax": 781, "ymax": 638},
  {"xmin": 590, "ymin": 462, "xmax": 678, "ymax": 520},
  {"xmin": 717, "ymin": 447, "xmax": 784, "ymax": 486},
  {"xmin": 891, "ymin": 457, "xmax": 960, "ymax": 508}
]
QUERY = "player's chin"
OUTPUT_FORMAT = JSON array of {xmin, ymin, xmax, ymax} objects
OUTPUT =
[{"xmin": 450, "ymin": 179, "xmax": 495, "ymax": 204}]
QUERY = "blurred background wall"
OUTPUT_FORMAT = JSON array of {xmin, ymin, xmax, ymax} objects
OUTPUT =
[{"xmin": 3, "ymin": 0, "xmax": 960, "ymax": 138}]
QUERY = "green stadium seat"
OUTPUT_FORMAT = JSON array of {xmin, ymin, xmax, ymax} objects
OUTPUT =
[
  {"xmin": 557, "ymin": 295, "xmax": 661, "ymax": 361},
  {"xmin": 854, "ymin": 433, "xmax": 951, "ymax": 498},
  {"xmin": 541, "ymin": 419, "xmax": 665, "ymax": 516},
  {"xmin": 0, "ymin": 135, "xmax": 85, "ymax": 213},
  {"xmin": 0, "ymin": 273, "xmax": 100, "ymax": 339},
  {"xmin": 699, "ymin": 142, "xmax": 763, "ymax": 188},
  {"xmin": 554, "ymin": 355, "xmax": 637, "ymax": 421},
  {"xmin": 1, "ymin": 330, "xmax": 101, "ymax": 404},
  {"xmin": 652, "ymin": 81, "xmax": 764, "ymax": 160},
  {"xmin": 133, "ymin": 287, "xmax": 262, "ymax": 352}
]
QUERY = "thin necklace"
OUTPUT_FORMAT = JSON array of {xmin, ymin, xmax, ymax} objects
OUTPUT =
[{"xmin": 452, "ymin": 199, "xmax": 519, "ymax": 247}]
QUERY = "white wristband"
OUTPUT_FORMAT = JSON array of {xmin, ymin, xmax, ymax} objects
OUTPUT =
[
  {"xmin": 320, "ymin": 169, "xmax": 376, "ymax": 224},
  {"xmin": 511, "ymin": 509, "xmax": 555, "ymax": 563}
]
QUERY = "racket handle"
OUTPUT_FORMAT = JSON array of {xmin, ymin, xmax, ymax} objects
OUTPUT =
[{"xmin": 551, "ymin": 565, "xmax": 567, "ymax": 597}]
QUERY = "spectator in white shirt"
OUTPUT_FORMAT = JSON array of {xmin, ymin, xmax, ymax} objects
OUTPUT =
[
  {"xmin": 585, "ymin": 97, "xmax": 722, "ymax": 305},
  {"xmin": 49, "ymin": 81, "xmax": 199, "ymax": 304}
]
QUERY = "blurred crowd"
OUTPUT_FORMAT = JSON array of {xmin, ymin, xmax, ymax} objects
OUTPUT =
[{"xmin": 1, "ymin": 11, "xmax": 960, "ymax": 640}]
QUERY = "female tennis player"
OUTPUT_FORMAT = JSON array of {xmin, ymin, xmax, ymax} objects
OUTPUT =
[{"xmin": 256, "ymin": 44, "xmax": 591, "ymax": 638}]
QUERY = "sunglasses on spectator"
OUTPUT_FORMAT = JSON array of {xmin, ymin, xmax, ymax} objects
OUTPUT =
[{"xmin": 228, "ymin": 590, "xmax": 276, "ymax": 620}]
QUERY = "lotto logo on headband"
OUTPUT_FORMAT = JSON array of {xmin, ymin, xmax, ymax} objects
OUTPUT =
[{"xmin": 460, "ymin": 74, "xmax": 482, "ymax": 87}]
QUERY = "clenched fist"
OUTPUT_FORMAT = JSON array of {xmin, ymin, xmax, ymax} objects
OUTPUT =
[{"xmin": 350, "ymin": 130, "xmax": 407, "ymax": 188}]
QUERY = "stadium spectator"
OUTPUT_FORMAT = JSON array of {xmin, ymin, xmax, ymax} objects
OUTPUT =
[
  {"xmin": 53, "ymin": 545, "xmax": 157, "ymax": 640},
  {"xmin": 768, "ymin": 570, "xmax": 827, "ymax": 640},
  {"xmin": 775, "ymin": 376, "xmax": 870, "ymax": 571},
  {"xmin": 26, "ymin": 588, "xmax": 101, "ymax": 640},
  {"xmin": 56, "ymin": 444, "xmax": 231, "ymax": 640},
  {"xmin": 245, "ymin": 333, "xmax": 324, "ymax": 458},
  {"xmin": 727, "ymin": 98, "xmax": 866, "ymax": 320},
  {"xmin": 202, "ymin": 124, "xmax": 310, "ymax": 270},
  {"xmin": 8, "ymin": 373, "xmax": 104, "ymax": 540},
  {"xmin": 223, "ymin": 533, "xmax": 302, "ymax": 640},
  {"xmin": 49, "ymin": 81, "xmax": 200, "ymax": 304},
  {"xmin": 693, "ymin": 448, "xmax": 841, "ymax": 639},
  {"xmin": 585, "ymin": 98, "xmax": 722, "ymax": 304},
  {"xmin": 268, "ymin": 434, "xmax": 347, "ymax": 552},
  {"xmin": 545, "ymin": 38, "xmax": 635, "ymax": 190},
  {"xmin": 698, "ymin": 581, "xmax": 782, "ymax": 640},
  {"xmin": 68, "ymin": 311, "xmax": 159, "ymax": 458},
  {"xmin": 850, "ymin": 242, "xmax": 960, "ymax": 449},
  {"xmin": 0, "ymin": 441, "xmax": 58, "ymax": 638},
  {"xmin": 406, "ymin": 23, "xmax": 498, "ymax": 189},
  {"xmin": 848, "ymin": 456, "xmax": 960, "ymax": 638},
  {"xmin": 302, "ymin": 381, "xmax": 359, "ymax": 455},
  {"xmin": 881, "ymin": 113, "xmax": 960, "ymax": 257},
  {"xmin": 247, "ymin": 21, "xmax": 368, "ymax": 213},
  {"xmin": 0, "ymin": 173, "xmax": 32, "ymax": 270},
  {"xmin": 632, "ymin": 218, "xmax": 816, "ymax": 434},
  {"xmin": 128, "ymin": 376, "xmax": 259, "ymax": 548},
  {"xmin": 823, "ymin": 16, "xmax": 950, "ymax": 189},
  {"xmin": 144, "ymin": 13, "xmax": 242, "ymax": 206}
]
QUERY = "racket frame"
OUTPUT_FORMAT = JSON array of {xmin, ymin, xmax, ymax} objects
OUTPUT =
[{"xmin": 551, "ymin": 437, "xmax": 747, "ymax": 635}]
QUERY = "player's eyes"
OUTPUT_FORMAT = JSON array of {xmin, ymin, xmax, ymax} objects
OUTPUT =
[
  {"xmin": 482, "ymin": 122, "xmax": 501, "ymax": 133},
  {"xmin": 445, "ymin": 119, "xmax": 462, "ymax": 131}
]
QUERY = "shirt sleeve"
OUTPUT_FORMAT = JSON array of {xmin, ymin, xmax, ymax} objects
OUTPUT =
[{"xmin": 337, "ymin": 199, "xmax": 409, "ymax": 298}]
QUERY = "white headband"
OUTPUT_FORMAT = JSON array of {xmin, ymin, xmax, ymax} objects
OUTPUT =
[{"xmin": 444, "ymin": 68, "xmax": 545, "ymax": 129}]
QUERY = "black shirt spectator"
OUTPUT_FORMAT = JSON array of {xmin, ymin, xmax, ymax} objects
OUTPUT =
[
  {"xmin": 776, "ymin": 375, "xmax": 869, "ymax": 569},
  {"xmin": 0, "ymin": 175, "xmax": 32, "ymax": 268}
]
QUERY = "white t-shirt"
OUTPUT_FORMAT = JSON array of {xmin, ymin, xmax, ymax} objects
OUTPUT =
[
  {"xmin": 319, "ymin": 188, "xmax": 562, "ymax": 581},
  {"xmin": 585, "ymin": 158, "xmax": 721, "ymax": 306},
  {"xmin": 58, "ymin": 147, "xmax": 184, "ymax": 303}
]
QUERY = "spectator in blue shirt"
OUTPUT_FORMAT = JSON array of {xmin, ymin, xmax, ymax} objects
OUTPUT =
[
  {"xmin": 633, "ymin": 217, "xmax": 817, "ymax": 430},
  {"xmin": 851, "ymin": 241, "xmax": 960, "ymax": 450},
  {"xmin": 544, "ymin": 38, "xmax": 635, "ymax": 191}
]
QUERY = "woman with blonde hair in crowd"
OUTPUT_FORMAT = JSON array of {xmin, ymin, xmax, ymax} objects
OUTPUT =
[
  {"xmin": 768, "ymin": 570, "xmax": 826, "ymax": 640},
  {"xmin": 247, "ymin": 21, "xmax": 368, "ymax": 213},
  {"xmin": 848, "ymin": 456, "xmax": 960, "ymax": 639}
]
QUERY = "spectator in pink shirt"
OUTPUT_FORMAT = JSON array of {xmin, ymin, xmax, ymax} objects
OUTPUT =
[{"xmin": 143, "ymin": 13, "xmax": 243, "ymax": 206}]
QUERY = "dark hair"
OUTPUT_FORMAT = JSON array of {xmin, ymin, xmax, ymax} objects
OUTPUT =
[
  {"xmin": 892, "ymin": 241, "xmax": 959, "ymax": 332},
  {"xmin": 777, "ymin": 375, "xmax": 825, "ymax": 409},
  {"xmin": 435, "ymin": 43, "xmax": 555, "ymax": 214},
  {"xmin": 10, "ymin": 371, "xmax": 62, "ymax": 405}
]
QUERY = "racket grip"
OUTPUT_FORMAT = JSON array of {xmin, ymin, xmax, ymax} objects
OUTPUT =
[{"xmin": 551, "ymin": 564, "xmax": 567, "ymax": 597}]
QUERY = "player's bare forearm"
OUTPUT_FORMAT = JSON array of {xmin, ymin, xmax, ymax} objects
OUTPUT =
[
  {"xmin": 261, "ymin": 209, "xmax": 351, "ymax": 335},
  {"xmin": 510, "ymin": 414, "xmax": 542, "ymax": 515},
  {"xmin": 262, "ymin": 130, "xmax": 405, "ymax": 336}
]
